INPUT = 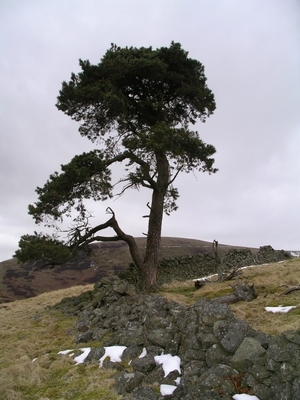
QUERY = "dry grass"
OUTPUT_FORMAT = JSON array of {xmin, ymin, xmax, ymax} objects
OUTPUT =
[
  {"xmin": 0, "ymin": 285, "xmax": 121, "ymax": 400},
  {"xmin": 160, "ymin": 258, "xmax": 300, "ymax": 335},
  {"xmin": 1, "ymin": 259, "xmax": 300, "ymax": 399}
]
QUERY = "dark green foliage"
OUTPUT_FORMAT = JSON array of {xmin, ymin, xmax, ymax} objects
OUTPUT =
[
  {"xmin": 29, "ymin": 150, "xmax": 113, "ymax": 225},
  {"xmin": 14, "ymin": 232, "xmax": 72, "ymax": 267},
  {"xmin": 57, "ymin": 42, "xmax": 216, "ymax": 139}
]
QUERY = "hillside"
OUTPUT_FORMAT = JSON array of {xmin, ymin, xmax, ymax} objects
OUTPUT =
[
  {"xmin": 0, "ymin": 258, "xmax": 299, "ymax": 399},
  {"xmin": 0, "ymin": 237, "xmax": 267, "ymax": 303}
]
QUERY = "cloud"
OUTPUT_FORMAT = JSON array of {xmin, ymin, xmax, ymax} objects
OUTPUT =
[{"xmin": 0, "ymin": 0, "xmax": 299, "ymax": 261}]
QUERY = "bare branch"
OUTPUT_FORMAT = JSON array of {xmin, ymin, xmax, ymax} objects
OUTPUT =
[
  {"xmin": 168, "ymin": 165, "xmax": 183, "ymax": 185},
  {"xmin": 142, "ymin": 202, "xmax": 151, "ymax": 218},
  {"xmin": 281, "ymin": 286, "xmax": 300, "ymax": 295}
]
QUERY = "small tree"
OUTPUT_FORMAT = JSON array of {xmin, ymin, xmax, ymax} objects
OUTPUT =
[{"xmin": 15, "ymin": 42, "xmax": 217, "ymax": 291}]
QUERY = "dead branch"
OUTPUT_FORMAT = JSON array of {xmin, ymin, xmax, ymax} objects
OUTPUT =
[
  {"xmin": 219, "ymin": 267, "xmax": 242, "ymax": 282},
  {"xmin": 211, "ymin": 278, "xmax": 257, "ymax": 304},
  {"xmin": 281, "ymin": 286, "xmax": 300, "ymax": 295},
  {"xmin": 142, "ymin": 202, "xmax": 151, "ymax": 218}
]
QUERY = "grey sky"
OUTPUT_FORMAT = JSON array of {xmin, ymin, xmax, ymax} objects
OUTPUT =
[{"xmin": 0, "ymin": 0, "xmax": 299, "ymax": 261}]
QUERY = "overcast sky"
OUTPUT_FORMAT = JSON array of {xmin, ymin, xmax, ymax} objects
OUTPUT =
[{"xmin": 0, "ymin": 0, "xmax": 299, "ymax": 261}]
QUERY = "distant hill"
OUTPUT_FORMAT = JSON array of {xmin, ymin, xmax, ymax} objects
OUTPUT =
[{"xmin": 0, "ymin": 237, "xmax": 258, "ymax": 303}]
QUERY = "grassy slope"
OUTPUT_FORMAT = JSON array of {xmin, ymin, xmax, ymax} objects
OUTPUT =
[
  {"xmin": 159, "ymin": 257, "xmax": 300, "ymax": 334},
  {"xmin": 0, "ymin": 258, "xmax": 299, "ymax": 399},
  {"xmin": 0, "ymin": 285, "xmax": 121, "ymax": 400}
]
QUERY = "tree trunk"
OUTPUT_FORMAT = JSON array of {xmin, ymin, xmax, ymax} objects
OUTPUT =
[
  {"xmin": 141, "ymin": 153, "xmax": 169, "ymax": 291},
  {"xmin": 141, "ymin": 190, "xmax": 164, "ymax": 290}
]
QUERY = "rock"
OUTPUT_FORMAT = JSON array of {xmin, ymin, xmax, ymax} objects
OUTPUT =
[
  {"xmin": 205, "ymin": 344, "xmax": 229, "ymax": 367},
  {"xmin": 230, "ymin": 337, "xmax": 266, "ymax": 372},
  {"xmin": 146, "ymin": 329, "xmax": 173, "ymax": 347},
  {"xmin": 130, "ymin": 355, "xmax": 157, "ymax": 374},
  {"xmin": 282, "ymin": 329, "xmax": 300, "ymax": 345},
  {"xmin": 195, "ymin": 299, "xmax": 234, "ymax": 327},
  {"xmin": 115, "ymin": 371, "xmax": 145, "ymax": 395},
  {"xmin": 198, "ymin": 364, "xmax": 238, "ymax": 395},
  {"xmin": 75, "ymin": 331, "xmax": 93, "ymax": 343},
  {"xmin": 213, "ymin": 320, "xmax": 254, "ymax": 353},
  {"xmin": 76, "ymin": 319, "xmax": 90, "ymax": 332},
  {"xmin": 130, "ymin": 386, "xmax": 158, "ymax": 400},
  {"xmin": 122, "ymin": 345, "xmax": 144, "ymax": 361},
  {"xmin": 249, "ymin": 364, "xmax": 271, "ymax": 382},
  {"xmin": 266, "ymin": 336, "xmax": 291, "ymax": 363},
  {"xmin": 85, "ymin": 346, "xmax": 105, "ymax": 363}
]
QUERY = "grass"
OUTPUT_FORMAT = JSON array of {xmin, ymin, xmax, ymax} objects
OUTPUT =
[
  {"xmin": 160, "ymin": 257, "xmax": 300, "ymax": 335},
  {"xmin": 1, "ymin": 258, "xmax": 299, "ymax": 399},
  {"xmin": 0, "ymin": 285, "xmax": 121, "ymax": 400}
]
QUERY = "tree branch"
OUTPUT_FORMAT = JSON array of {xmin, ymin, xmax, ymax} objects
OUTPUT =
[
  {"xmin": 168, "ymin": 165, "xmax": 183, "ymax": 185},
  {"xmin": 69, "ymin": 207, "xmax": 143, "ymax": 270}
]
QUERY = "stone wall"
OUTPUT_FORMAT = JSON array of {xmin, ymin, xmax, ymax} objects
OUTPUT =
[
  {"xmin": 121, "ymin": 245, "xmax": 291, "ymax": 286},
  {"xmin": 55, "ymin": 275, "xmax": 299, "ymax": 400}
]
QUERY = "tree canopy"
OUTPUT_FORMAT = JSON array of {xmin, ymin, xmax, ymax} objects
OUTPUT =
[{"xmin": 15, "ymin": 42, "xmax": 217, "ymax": 290}]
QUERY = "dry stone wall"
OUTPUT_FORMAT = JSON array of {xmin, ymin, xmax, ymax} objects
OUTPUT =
[
  {"xmin": 55, "ymin": 273, "xmax": 299, "ymax": 400},
  {"xmin": 121, "ymin": 245, "xmax": 291, "ymax": 286}
]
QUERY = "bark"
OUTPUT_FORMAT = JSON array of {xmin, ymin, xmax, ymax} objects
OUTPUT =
[{"xmin": 141, "ymin": 152, "xmax": 169, "ymax": 291}]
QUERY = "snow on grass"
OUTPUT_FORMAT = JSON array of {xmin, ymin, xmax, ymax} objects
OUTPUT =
[
  {"xmin": 74, "ymin": 347, "xmax": 91, "ymax": 364},
  {"xmin": 192, "ymin": 261, "xmax": 284, "ymax": 282},
  {"xmin": 154, "ymin": 354, "xmax": 181, "ymax": 377},
  {"xmin": 58, "ymin": 349, "xmax": 74, "ymax": 355},
  {"xmin": 58, "ymin": 348, "xmax": 91, "ymax": 364},
  {"xmin": 232, "ymin": 394, "xmax": 260, "ymax": 399},
  {"xmin": 265, "ymin": 305, "xmax": 296, "ymax": 313},
  {"xmin": 193, "ymin": 273, "xmax": 216, "ymax": 282},
  {"xmin": 99, "ymin": 345, "xmax": 127, "ymax": 367},
  {"xmin": 59, "ymin": 346, "xmax": 127, "ymax": 366}
]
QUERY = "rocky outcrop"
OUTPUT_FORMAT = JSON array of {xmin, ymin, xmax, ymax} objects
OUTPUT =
[{"xmin": 55, "ymin": 275, "xmax": 300, "ymax": 400}]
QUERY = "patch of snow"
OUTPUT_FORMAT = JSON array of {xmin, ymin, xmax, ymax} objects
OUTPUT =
[
  {"xmin": 32, "ymin": 358, "xmax": 38, "ymax": 363},
  {"xmin": 174, "ymin": 377, "xmax": 181, "ymax": 385},
  {"xmin": 160, "ymin": 384, "xmax": 177, "ymax": 396},
  {"xmin": 240, "ymin": 264, "xmax": 260, "ymax": 269},
  {"xmin": 154, "ymin": 354, "xmax": 181, "ymax": 377},
  {"xmin": 58, "ymin": 348, "xmax": 91, "ymax": 364},
  {"xmin": 58, "ymin": 349, "xmax": 74, "ymax": 355},
  {"xmin": 265, "ymin": 305, "xmax": 296, "ymax": 313},
  {"xmin": 232, "ymin": 394, "xmax": 260, "ymax": 400},
  {"xmin": 193, "ymin": 274, "xmax": 217, "ymax": 282},
  {"xmin": 99, "ymin": 345, "xmax": 127, "ymax": 367},
  {"xmin": 74, "ymin": 347, "xmax": 91, "ymax": 364},
  {"xmin": 290, "ymin": 251, "xmax": 300, "ymax": 257},
  {"xmin": 139, "ymin": 347, "xmax": 147, "ymax": 358},
  {"xmin": 193, "ymin": 260, "xmax": 291, "ymax": 282}
]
